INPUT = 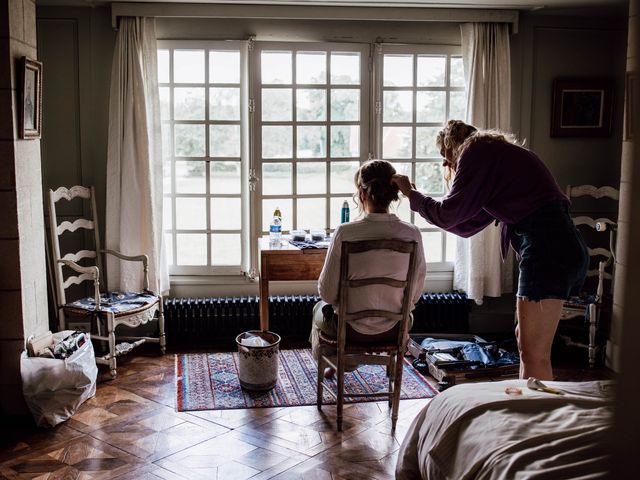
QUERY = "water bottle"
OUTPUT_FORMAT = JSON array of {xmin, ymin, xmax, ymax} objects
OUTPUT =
[
  {"xmin": 341, "ymin": 200, "xmax": 350, "ymax": 223},
  {"xmin": 269, "ymin": 207, "xmax": 282, "ymax": 245}
]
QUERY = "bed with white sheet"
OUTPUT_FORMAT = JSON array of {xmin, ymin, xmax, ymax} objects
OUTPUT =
[{"xmin": 396, "ymin": 379, "xmax": 614, "ymax": 480}]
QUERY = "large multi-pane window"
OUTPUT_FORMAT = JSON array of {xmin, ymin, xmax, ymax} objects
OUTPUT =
[
  {"xmin": 158, "ymin": 41, "xmax": 247, "ymax": 275},
  {"xmin": 377, "ymin": 45, "xmax": 466, "ymax": 266},
  {"xmin": 253, "ymin": 43, "xmax": 370, "ymax": 234},
  {"xmin": 159, "ymin": 40, "xmax": 464, "ymax": 276}
]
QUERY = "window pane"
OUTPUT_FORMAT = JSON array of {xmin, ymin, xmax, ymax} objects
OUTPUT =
[
  {"xmin": 211, "ymin": 161, "xmax": 241, "ymax": 194},
  {"xmin": 391, "ymin": 161, "xmax": 412, "ymax": 178},
  {"xmin": 331, "ymin": 52, "xmax": 360, "ymax": 85},
  {"xmin": 383, "ymin": 90, "xmax": 413, "ymax": 123},
  {"xmin": 414, "ymin": 212, "xmax": 429, "ymax": 229},
  {"xmin": 176, "ymin": 198, "xmax": 207, "ymax": 230},
  {"xmin": 162, "ymin": 125, "xmax": 172, "ymax": 160},
  {"xmin": 296, "ymin": 89, "xmax": 326, "ymax": 121},
  {"xmin": 174, "ymin": 87, "xmax": 205, "ymax": 120},
  {"xmin": 159, "ymin": 87, "xmax": 170, "ymax": 120},
  {"xmin": 163, "ymin": 197, "xmax": 172, "ymax": 230},
  {"xmin": 297, "ymin": 198, "xmax": 326, "ymax": 229},
  {"xmin": 210, "ymin": 51, "xmax": 240, "ymax": 84},
  {"xmin": 384, "ymin": 55, "xmax": 413, "ymax": 87},
  {"xmin": 211, "ymin": 197, "xmax": 241, "ymax": 229},
  {"xmin": 212, "ymin": 234, "xmax": 241, "ymax": 266},
  {"xmin": 450, "ymin": 57, "xmax": 465, "ymax": 87},
  {"xmin": 382, "ymin": 127, "xmax": 412, "ymax": 159},
  {"xmin": 175, "ymin": 161, "xmax": 206, "ymax": 193},
  {"xmin": 422, "ymin": 231, "xmax": 443, "ymax": 263},
  {"xmin": 416, "ymin": 126, "xmax": 440, "ymax": 158},
  {"xmin": 416, "ymin": 91, "xmax": 446, "ymax": 123},
  {"xmin": 174, "ymin": 124, "xmax": 205, "ymax": 157},
  {"xmin": 163, "ymin": 159, "xmax": 172, "ymax": 195},
  {"xmin": 210, "ymin": 87, "xmax": 240, "ymax": 121},
  {"xmin": 296, "ymin": 52, "xmax": 326, "ymax": 84},
  {"xmin": 176, "ymin": 234, "xmax": 207, "ymax": 265},
  {"xmin": 174, "ymin": 50, "xmax": 204, "ymax": 83},
  {"xmin": 392, "ymin": 197, "xmax": 411, "ymax": 222},
  {"xmin": 262, "ymin": 51, "xmax": 292, "ymax": 84},
  {"xmin": 446, "ymin": 232, "xmax": 456, "ymax": 262},
  {"xmin": 330, "ymin": 125, "xmax": 359, "ymax": 158},
  {"xmin": 297, "ymin": 162, "xmax": 326, "ymax": 194},
  {"xmin": 449, "ymin": 91, "xmax": 467, "ymax": 120},
  {"xmin": 262, "ymin": 162, "xmax": 292, "ymax": 195},
  {"xmin": 210, "ymin": 125, "xmax": 240, "ymax": 158},
  {"xmin": 297, "ymin": 125, "xmax": 326, "ymax": 158},
  {"xmin": 157, "ymin": 49, "xmax": 170, "ymax": 83},
  {"xmin": 330, "ymin": 197, "xmax": 354, "ymax": 229},
  {"xmin": 262, "ymin": 88, "xmax": 292, "ymax": 121},
  {"xmin": 417, "ymin": 55, "xmax": 446, "ymax": 87},
  {"xmin": 165, "ymin": 233, "xmax": 174, "ymax": 265},
  {"xmin": 331, "ymin": 89, "xmax": 359, "ymax": 121},
  {"xmin": 262, "ymin": 126, "xmax": 292, "ymax": 158},
  {"xmin": 414, "ymin": 196, "xmax": 443, "ymax": 228},
  {"xmin": 330, "ymin": 161, "xmax": 359, "ymax": 194},
  {"xmin": 416, "ymin": 162, "xmax": 444, "ymax": 194},
  {"xmin": 262, "ymin": 199, "xmax": 293, "ymax": 232}
]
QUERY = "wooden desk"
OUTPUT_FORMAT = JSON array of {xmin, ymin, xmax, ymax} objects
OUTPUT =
[{"xmin": 258, "ymin": 237, "xmax": 327, "ymax": 331}]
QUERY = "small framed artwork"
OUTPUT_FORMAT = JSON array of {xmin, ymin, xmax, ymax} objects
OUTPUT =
[
  {"xmin": 550, "ymin": 77, "xmax": 614, "ymax": 138},
  {"xmin": 20, "ymin": 56, "xmax": 43, "ymax": 139}
]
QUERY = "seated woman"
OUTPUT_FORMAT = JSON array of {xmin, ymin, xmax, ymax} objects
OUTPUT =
[{"xmin": 310, "ymin": 159, "xmax": 427, "ymax": 377}]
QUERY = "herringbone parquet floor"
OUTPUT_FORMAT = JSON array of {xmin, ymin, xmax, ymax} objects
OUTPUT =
[{"xmin": 0, "ymin": 346, "xmax": 611, "ymax": 479}]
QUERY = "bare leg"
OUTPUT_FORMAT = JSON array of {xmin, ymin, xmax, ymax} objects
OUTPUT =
[{"xmin": 516, "ymin": 298, "xmax": 564, "ymax": 380}]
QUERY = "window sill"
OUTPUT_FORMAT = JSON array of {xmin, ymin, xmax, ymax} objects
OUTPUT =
[
  {"xmin": 170, "ymin": 274, "xmax": 256, "ymax": 286},
  {"xmin": 168, "ymin": 270, "xmax": 454, "ymax": 297}
]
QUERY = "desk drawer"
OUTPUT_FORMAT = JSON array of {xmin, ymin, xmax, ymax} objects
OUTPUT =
[{"xmin": 263, "ymin": 253, "xmax": 325, "ymax": 280}]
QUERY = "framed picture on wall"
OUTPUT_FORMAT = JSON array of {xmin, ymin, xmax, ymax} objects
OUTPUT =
[
  {"xmin": 550, "ymin": 77, "xmax": 613, "ymax": 138},
  {"xmin": 20, "ymin": 56, "xmax": 43, "ymax": 139}
]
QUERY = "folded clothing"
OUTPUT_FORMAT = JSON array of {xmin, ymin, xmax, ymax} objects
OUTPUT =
[
  {"xmin": 288, "ymin": 240, "xmax": 329, "ymax": 249},
  {"xmin": 419, "ymin": 337, "xmax": 519, "ymax": 369}
]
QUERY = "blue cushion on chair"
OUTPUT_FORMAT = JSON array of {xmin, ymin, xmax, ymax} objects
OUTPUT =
[
  {"xmin": 564, "ymin": 294, "xmax": 598, "ymax": 308},
  {"xmin": 64, "ymin": 291, "xmax": 159, "ymax": 315}
]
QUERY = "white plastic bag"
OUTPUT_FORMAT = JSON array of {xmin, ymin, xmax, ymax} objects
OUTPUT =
[{"xmin": 21, "ymin": 330, "xmax": 98, "ymax": 427}]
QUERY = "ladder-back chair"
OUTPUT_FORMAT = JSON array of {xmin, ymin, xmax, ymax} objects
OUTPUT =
[
  {"xmin": 560, "ymin": 184, "xmax": 618, "ymax": 367},
  {"xmin": 316, "ymin": 239, "xmax": 418, "ymax": 431},
  {"xmin": 48, "ymin": 186, "xmax": 165, "ymax": 377}
]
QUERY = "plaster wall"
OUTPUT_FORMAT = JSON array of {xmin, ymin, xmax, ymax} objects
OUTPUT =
[{"xmin": 0, "ymin": 0, "xmax": 49, "ymax": 415}]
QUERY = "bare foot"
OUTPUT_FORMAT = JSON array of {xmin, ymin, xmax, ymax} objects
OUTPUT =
[{"xmin": 324, "ymin": 367, "xmax": 336, "ymax": 379}]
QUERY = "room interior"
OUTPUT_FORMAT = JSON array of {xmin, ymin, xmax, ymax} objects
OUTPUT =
[{"xmin": 1, "ymin": 0, "xmax": 639, "ymax": 477}]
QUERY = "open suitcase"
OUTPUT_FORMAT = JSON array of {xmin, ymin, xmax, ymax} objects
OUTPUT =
[{"xmin": 407, "ymin": 333, "xmax": 520, "ymax": 387}]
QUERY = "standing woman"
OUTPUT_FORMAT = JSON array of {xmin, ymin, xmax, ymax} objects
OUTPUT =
[{"xmin": 392, "ymin": 120, "xmax": 588, "ymax": 380}]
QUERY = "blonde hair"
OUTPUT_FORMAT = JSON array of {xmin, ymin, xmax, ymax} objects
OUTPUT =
[
  {"xmin": 436, "ymin": 120, "xmax": 522, "ymax": 186},
  {"xmin": 353, "ymin": 159, "xmax": 400, "ymax": 213}
]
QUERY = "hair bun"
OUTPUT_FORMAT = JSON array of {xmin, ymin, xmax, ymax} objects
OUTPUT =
[{"xmin": 354, "ymin": 159, "xmax": 400, "ymax": 211}]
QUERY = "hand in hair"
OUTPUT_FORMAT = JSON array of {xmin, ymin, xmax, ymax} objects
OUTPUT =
[{"xmin": 391, "ymin": 174, "xmax": 415, "ymax": 197}]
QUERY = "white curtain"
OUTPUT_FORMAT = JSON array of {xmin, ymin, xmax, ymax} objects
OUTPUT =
[
  {"xmin": 106, "ymin": 17, "xmax": 169, "ymax": 295},
  {"xmin": 454, "ymin": 23, "xmax": 513, "ymax": 304}
]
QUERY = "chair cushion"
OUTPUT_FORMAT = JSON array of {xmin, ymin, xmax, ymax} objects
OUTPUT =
[
  {"xmin": 63, "ymin": 291, "xmax": 159, "ymax": 316},
  {"xmin": 564, "ymin": 294, "xmax": 597, "ymax": 308}
]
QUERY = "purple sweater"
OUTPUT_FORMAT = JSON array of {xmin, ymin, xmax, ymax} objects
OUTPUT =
[{"xmin": 409, "ymin": 140, "xmax": 567, "ymax": 259}]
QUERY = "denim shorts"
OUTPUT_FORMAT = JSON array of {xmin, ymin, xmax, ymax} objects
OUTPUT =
[{"xmin": 513, "ymin": 200, "xmax": 589, "ymax": 302}]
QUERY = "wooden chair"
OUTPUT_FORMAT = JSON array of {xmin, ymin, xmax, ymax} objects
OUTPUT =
[
  {"xmin": 48, "ymin": 186, "xmax": 166, "ymax": 378},
  {"xmin": 560, "ymin": 185, "xmax": 618, "ymax": 367},
  {"xmin": 316, "ymin": 239, "xmax": 418, "ymax": 431}
]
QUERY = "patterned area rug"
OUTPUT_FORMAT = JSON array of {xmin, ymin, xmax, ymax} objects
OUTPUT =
[{"xmin": 176, "ymin": 349, "xmax": 438, "ymax": 411}]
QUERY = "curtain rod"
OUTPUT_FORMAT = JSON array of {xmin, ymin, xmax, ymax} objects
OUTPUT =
[{"xmin": 111, "ymin": 2, "xmax": 519, "ymax": 33}]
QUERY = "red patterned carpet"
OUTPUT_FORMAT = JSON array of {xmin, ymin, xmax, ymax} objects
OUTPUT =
[{"xmin": 176, "ymin": 349, "xmax": 438, "ymax": 411}]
